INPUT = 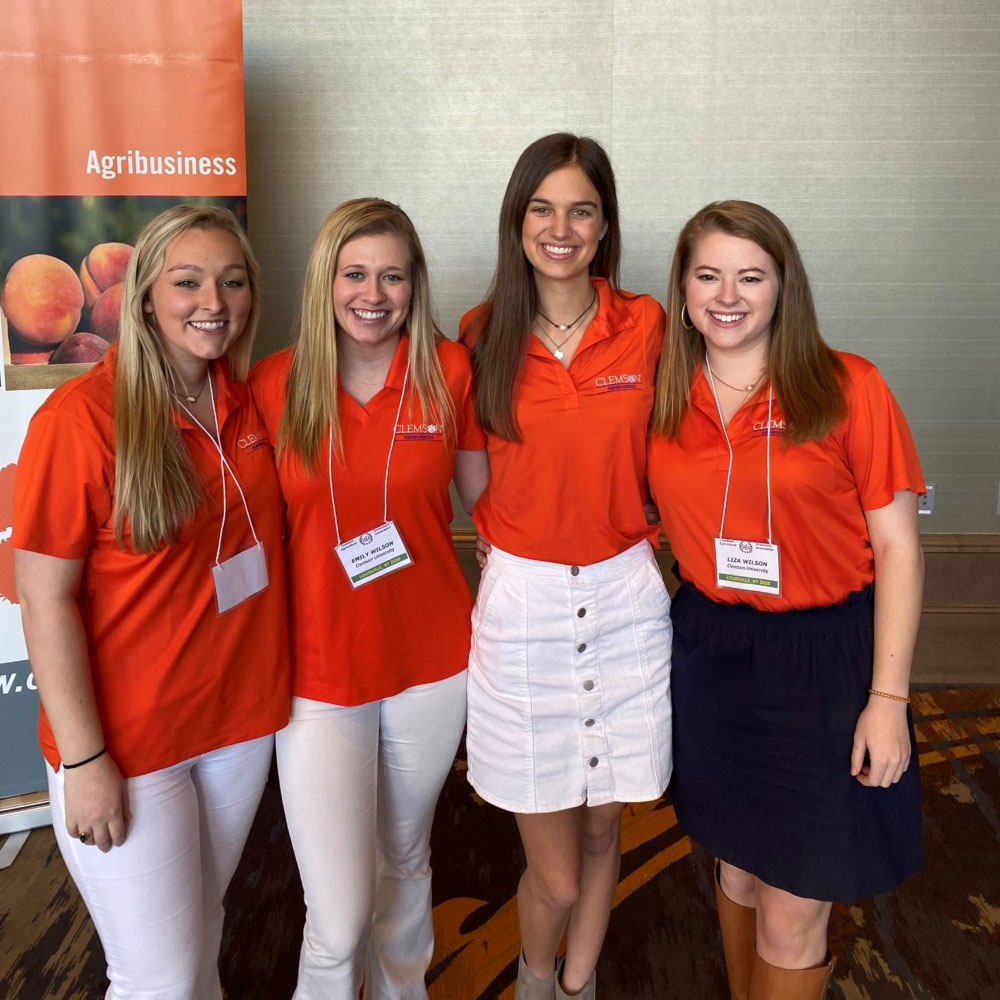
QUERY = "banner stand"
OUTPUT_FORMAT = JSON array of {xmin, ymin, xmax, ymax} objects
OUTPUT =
[{"xmin": 0, "ymin": 793, "xmax": 51, "ymax": 868}]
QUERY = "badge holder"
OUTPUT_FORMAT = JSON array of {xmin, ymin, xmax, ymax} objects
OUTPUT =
[
  {"xmin": 328, "ymin": 361, "xmax": 414, "ymax": 589},
  {"xmin": 706, "ymin": 362, "xmax": 781, "ymax": 597},
  {"xmin": 175, "ymin": 374, "xmax": 270, "ymax": 615}
]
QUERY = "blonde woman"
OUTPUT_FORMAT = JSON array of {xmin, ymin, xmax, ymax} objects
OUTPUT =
[
  {"xmin": 13, "ymin": 205, "xmax": 289, "ymax": 999},
  {"xmin": 251, "ymin": 198, "xmax": 487, "ymax": 999}
]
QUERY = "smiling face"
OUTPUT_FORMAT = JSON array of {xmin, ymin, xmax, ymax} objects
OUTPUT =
[
  {"xmin": 143, "ymin": 226, "xmax": 251, "ymax": 382},
  {"xmin": 332, "ymin": 232, "xmax": 412, "ymax": 350},
  {"xmin": 521, "ymin": 164, "xmax": 608, "ymax": 284},
  {"xmin": 684, "ymin": 231, "xmax": 780, "ymax": 360}
]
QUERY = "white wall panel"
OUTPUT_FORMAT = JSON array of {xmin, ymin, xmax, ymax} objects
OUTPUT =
[{"xmin": 243, "ymin": 0, "xmax": 1000, "ymax": 532}]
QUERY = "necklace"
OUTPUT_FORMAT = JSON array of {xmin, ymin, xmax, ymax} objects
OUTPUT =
[
  {"xmin": 342, "ymin": 373, "xmax": 387, "ymax": 387},
  {"xmin": 175, "ymin": 372, "xmax": 208, "ymax": 404},
  {"xmin": 536, "ymin": 289, "xmax": 597, "ymax": 360},
  {"xmin": 710, "ymin": 369, "xmax": 763, "ymax": 394},
  {"xmin": 537, "ymin": 288, "xmax": 598, "ymax": 333}
]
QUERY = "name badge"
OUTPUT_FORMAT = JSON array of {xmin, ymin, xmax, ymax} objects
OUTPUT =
[
  {"xmin": 714, "ymin": 538, "xmax": 781, "ymax": 596},
  {"xmin": 212, "ymin": 541, "xmax": 270, "ymax": 614},
  {"xmin": 334, "ymin": 520, "xmax": 413, "ymax": 589}
]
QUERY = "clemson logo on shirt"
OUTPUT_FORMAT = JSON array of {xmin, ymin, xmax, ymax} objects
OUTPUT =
[
  {"xmin": 594, "ymin": 373, "xmax": 643, "ymax": 392},
  {"xmin": 751, "ymin": 419, "xmax": 785, "ymax": 437},
  {"xmin": 394, "ymin": 422, "xmax": 444, "ymax": 442},
  {"xmin": 238, "ymin": 430, "xmax": 270, "ymax": 452}
]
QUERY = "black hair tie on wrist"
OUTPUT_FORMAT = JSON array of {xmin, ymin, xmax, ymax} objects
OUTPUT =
[{"xmin": 63, "ymin": 747, "xmax": 107, "ymax": 770}]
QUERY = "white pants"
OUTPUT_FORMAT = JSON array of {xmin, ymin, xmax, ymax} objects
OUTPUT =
[
  {"xmin": 48, "ymin": 734, "xmax": 274, "ymax": 1000},
  {"xmin": 276, "ymin": 671, "xmax": 467, "ymax": 1000}
]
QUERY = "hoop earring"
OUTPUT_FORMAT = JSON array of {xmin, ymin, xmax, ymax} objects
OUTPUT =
[{"xmin": 680, "ymin": 302, "xmax": 695, "ymax": 331}]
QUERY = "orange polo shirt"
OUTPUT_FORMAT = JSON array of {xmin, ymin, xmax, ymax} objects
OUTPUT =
[
  {"xmin": 250, "ymin": 335, "xmax": 485, "ymax": 706},
  {"xmin": 461, "ymin": 278, "xmax": 664, "ymax": 566},
  {"xmin": 13, "ymin": 350, "xmax": 290, "ymax": 777},
  {"xmin": 648, "ymin": 352, "xmax": 925, "ymax": 610}
]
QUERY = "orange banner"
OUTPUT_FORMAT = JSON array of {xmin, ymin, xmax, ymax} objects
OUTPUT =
[
  {"xmin": 0, "ymin": 0, "xmax": 247, "ymax": 803},
  {"xmin": 0, "ymin": 0, "xmax": 246, "ymax": 196}
]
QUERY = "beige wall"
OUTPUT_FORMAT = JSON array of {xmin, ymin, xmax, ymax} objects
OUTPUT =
[{"xmin": 243, "ymin": 0, "xmax": 1000, "ymax": 534}]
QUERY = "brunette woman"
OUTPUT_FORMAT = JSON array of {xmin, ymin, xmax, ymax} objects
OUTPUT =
[
  {"xmin": 649, "ymin": 201, "xmax": 924, "ymax": 999},
  {"xmin": 13, "ymin": 205, "xmax": 289, "ymax": 999},
  {"xmin": 462, "ymin": 134, "xmax": 672, "ymax": 1000},
  {"xmin": 250, "ymin": 198, "xmax": 487, "ymax": 999}
]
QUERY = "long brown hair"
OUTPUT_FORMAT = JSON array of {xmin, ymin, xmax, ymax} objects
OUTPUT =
[
  {"xmin": 278, "ymin": 198, "xmax": 452, "ymax": 471},
  {"xmin": 470, "ymin": 133, "xmax": 622, "ymax": 441},
  {"xmin": 652, "ymin": 200, "xmax": 846, "ymax": 443},
  {"xmin": 114, "ymin": 205, "xmax": 259, "ymax": 552}
]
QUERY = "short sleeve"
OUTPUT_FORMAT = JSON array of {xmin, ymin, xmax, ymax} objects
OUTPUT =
[
  {"xmin": 13, "ymin": 407, "xmax": 113, "ymax": 559},
  {"xmin": 450, "ymin": 344, "xmax": 486, "ymax": 451},
  {"xmin": 248, "ymin": 350, "xmax": 291, "ymax": 441},
  {"xmin": 842, "ymin": 364, "xmax": 925, "ymax": 512},
  {"xmin": 643, "ymin": 297, "xmax": 666, "ymax": 378}
]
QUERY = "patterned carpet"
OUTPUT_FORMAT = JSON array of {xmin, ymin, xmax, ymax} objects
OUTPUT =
[{"xmin": 1, "ymin": 685, "xmax": 999, "ymax": 999}]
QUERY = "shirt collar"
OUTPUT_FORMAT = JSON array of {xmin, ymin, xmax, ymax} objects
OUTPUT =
[{"xmin": 383, "ymin": 332, "xmax": 410, "ymax": 391}]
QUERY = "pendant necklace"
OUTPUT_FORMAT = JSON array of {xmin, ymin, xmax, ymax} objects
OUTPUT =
[
  {"xmin": 536, "ymin": 288, "xmax": 597, "ymax": 360},
  {"xmin": 176, "ymin": 372, "xmax": 209, "ymax": 404},
  {"xmin": 709, "ymin": 369, "xmax": 763, "ymax": 394}
]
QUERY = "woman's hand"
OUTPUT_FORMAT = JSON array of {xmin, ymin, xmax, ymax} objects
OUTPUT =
[
  {"xmin": 475, "ymin": 534, "xmax": 492, "ymax": 569},
  {"xmin": 850, "ymin": 696, "xmax": 911, "ymax": 787},
  {"xmin": 64, "ymin": 753, "xmax": 130, "ymax": 851},
  {"xmin": 643, "ymin": 502, "xmax": 660, "ymax": 526}
]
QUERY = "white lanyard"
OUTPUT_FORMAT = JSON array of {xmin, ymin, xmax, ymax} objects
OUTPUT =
[
  {"xmin": 174, "ymin": 371, "xmax": 261, "ymax": 564},
  {"xmin": 705, "ymin": 359, "xmax": 774, "ymax": 544},
  {"xmin": 327, "ymin": 362, "xmax": 410, "ymax": 544}
]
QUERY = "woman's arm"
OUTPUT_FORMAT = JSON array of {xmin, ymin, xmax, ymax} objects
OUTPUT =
[
  {"xmin": 454, "ymin": 448, "xmax": 489, "ymax": 516},
  {"xmin": 850, "ymin": 489, "xmax": 924, "ymax": 787},
  {"xmin": 15, "ymin": 549, "xmax": 129, "ymax": 850}
]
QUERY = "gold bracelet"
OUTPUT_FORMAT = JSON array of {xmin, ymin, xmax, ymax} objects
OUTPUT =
[{"xmin": 868, "ymin": 688, "xmax": 911, "ymax": 704}]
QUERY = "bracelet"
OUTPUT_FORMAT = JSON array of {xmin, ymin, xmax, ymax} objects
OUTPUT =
[
  {"xmin": 868, "ymin": 688, "xmax": 911, "ymax": 704},
  {"xmin": 63, "ymin": 747, "xmax": 107, "ymax": 769}
]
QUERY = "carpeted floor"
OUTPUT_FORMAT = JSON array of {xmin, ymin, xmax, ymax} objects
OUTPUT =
[{"xmin": 1, "ymin": 685, "xmax": 999, "ymax": 999}]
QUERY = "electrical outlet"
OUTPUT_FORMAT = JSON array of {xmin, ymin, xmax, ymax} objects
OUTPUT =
[{"xmin": 918, "ymin": 483, "xmax": 935, "ymax": 515}]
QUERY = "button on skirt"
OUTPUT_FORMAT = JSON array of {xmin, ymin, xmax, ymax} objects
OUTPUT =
[{"xmin": 466, "ymin": 540, "xmax": 672, "ymax": 813}]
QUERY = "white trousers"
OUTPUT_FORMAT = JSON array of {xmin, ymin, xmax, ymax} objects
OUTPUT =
[
  {"xmin": 48, "ymin": 734, "xmax": 274, "ymax": 1000},
  {"xmin": 276, "ymin": 671, "xmax": 467, "ymax": 1000}
]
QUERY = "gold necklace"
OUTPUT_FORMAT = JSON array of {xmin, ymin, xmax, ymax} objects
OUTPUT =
[
  {"xmin": 711, "ymin": 370, "xmax": 762, "ymax": 393},
  {"xmin": 176, "ymin": 372, "xmax": 208, "ymax": 404}
]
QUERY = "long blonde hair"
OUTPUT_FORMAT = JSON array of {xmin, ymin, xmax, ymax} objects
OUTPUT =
[
  {"xmin": 278, "ymin": 198, "xmax": 452, "ymax": 470},
  {"xmin": 652, "ymin": 200, "xmax": 845, "ymax": 443},
  {"xmin": 114, "ymin": 205, "xmax": 260, "ymax": 552}
]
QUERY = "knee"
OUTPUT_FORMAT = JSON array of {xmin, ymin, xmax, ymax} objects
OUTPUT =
[
  {"xmin": 756, "ymin": 897, "xmax": 829, "ymax": 966},
  {"xmin": 302, "ymin": 905, "xmax": 371, "ymax": 966},
  {"xmin": 718, "ymin": 861, "xmax": 756, "ymax": 908},
  {"xmin": 580, "ymin": 816, "xmax": 620, "ymax": 858},
  {"xmin": 523, "ymin": 866, "xmax": 580, "ymax": 913},
  {"xmin": 580, "ymin": 823, "xmax": 618, "ymax": 857}
]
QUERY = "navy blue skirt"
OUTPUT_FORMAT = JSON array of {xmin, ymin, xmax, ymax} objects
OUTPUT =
[{"xmin": 669, "ymin": 580, "xmax": 922, "ymax": 902}]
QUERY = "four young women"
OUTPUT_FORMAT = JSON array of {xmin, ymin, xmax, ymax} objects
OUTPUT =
[{"xmin": 13, "ymin": 142, "xmax": 924, "ymax": 1000}]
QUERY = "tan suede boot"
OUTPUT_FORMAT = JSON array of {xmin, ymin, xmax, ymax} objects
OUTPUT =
[
  {"xmin": 715, "ymin": 864, "xmax": 756, "ymax": 1000},
  {"xmin": 555, "ymin": 957, "xmax": 596, "ymax": 1000},
  {"xmin": 748, "ymin": 950, "xmax": 836, "ymax": 999},
  {"xmin": 515, "ymin": 951, "xmax": 556, "ymax": 1000}
]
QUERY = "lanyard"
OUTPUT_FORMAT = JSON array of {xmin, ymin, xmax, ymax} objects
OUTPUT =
[
  {"xmin": 327, "ymin": 362, "xmax": 410, "ymax": 545},
  {"xmin": 174, "ymin": 372, "xmax": 261, "ymax": 565},
  {"xmin": 704, "ymin": 360, "xmax": 774, "ymax": 544}
]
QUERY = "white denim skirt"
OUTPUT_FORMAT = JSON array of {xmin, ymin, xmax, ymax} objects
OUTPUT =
[{"xmin": 466, "ymin": 539, "xmax": 672, "ymax": 813}]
